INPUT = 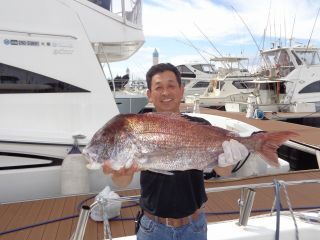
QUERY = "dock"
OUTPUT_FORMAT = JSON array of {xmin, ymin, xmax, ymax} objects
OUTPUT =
[{"xmin": 1, "ymin": 170, "xmax": 320, "ymax": 240}]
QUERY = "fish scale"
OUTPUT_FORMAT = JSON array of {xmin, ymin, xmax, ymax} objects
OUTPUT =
[{"xmin": 83, "ymin": 112, "xmax": 298, "ymax": 173}]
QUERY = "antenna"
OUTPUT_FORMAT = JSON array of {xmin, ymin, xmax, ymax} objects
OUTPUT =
[
  {"xmin": 262, "ymin": 0, "xmax": 272, "ymax": 50},
  {"xmin": 279, "ymin": 24, "xmax": 282, "ymax": 47},
  {"xmin": 194, "ymin": 23, "xmax": 224, "ymax": 59},
  {"xmin": 289, "ymin": 12, "xmax": 296, "ymax": 47},
  {"xmin": 179, "ymin": 31, "xmax": 212, "ymax": 67},
  {"xmin": 231, "ymin": 6, "xmax": 260, "ymax": 52},
  {"xmin": 306, "ymin": 7, "xmax": 320, "ymax": 51},
  {"xmin": 174, "ymin": 38, "xmax": 216, "ymax": 58},
  {"xmin": 231, "ymin": 5, "xmax": 270, "ymax": 68},
  {"xmin": 284, "ymin": 15, "xmax": 287, "ymax": 47},
  {"xmin": 193, "ymin": 23, "xmax": 229, "ymax": 68}
]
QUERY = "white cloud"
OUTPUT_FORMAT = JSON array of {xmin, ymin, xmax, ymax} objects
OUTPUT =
[
  {"xmin": 111, "ymin": 0, "xmax": 320, "ymax": 80},
  {"xmin": 143, "ymin": 0, "xmax": 320, "ymax": 42}
]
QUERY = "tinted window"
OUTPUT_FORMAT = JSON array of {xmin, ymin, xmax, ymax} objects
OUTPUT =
[
  {"xmin": 232, "ymin": 81, "xmax": 255, "ymax": 89},
  {"xmin": 0, "ymin": 63, "xmax": 89, "ymax": 93},
  {"xmin": 192, "ymin": 64, "xmax": 214, "ymax": 73},
  {"xmin": 193, "ymin": 81, "xmax": 209, "ymax": 88},
  {"xmin": 299, "ymin": 80, "xmax": 320, "ymax": 93},
  {"xmin": 176, "ymin": 65, "xmax": 193, "ymax": 73}
]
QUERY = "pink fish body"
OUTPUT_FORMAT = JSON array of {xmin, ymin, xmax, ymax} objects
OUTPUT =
[{"xmin": 83, "ymin": 113, "xmax": 298, "ymax": 172}]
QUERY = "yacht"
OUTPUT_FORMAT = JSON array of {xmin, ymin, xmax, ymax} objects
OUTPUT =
[
  {"xmin": 0, "ymin": 0, "xmax": 144, "ymax": 203},
  {"xmin": 199, "ymin": 57, "xmax": 256, "ymax": 108},
  {"xmin": 176, "ymin": 62, "xmax": 216, "ymax": 100},
  {"xmin": 225, "ymin": 45, "xmax": 320, "ymax": 113}
]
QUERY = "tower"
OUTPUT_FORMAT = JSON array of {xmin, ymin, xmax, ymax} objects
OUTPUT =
[{"xmin": 153, "ymin": 48, "xmax": 159, "ymax": 65}]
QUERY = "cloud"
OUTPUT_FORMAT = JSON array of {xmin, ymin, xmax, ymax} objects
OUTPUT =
[
  {"xmin": 109, "ymin": 0, "xmax": 320, "ymax": 80},
  {"xmin": 143, "ymin": 0, "xmax": 320, "ymax": 42}
]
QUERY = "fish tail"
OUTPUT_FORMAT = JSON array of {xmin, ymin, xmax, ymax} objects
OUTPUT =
[{"xmin": 251, "ymin": 131, "xmax": 298, "ymax": 167}]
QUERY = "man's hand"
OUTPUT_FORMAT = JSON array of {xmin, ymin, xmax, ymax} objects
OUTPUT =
[
  {"xmin": 218, "ymin": 139, "xmax": 249, "ymax": 167},
  {"xmin": 102, "ymin": 161, "xmax": 139, "ymax": 188},
  {"xmin": 102, "ymin": 161, "xmax": 139, "ymax": 176}
]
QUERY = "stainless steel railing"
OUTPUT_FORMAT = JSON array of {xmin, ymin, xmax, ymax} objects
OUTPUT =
[{"xmin": 70, "ymin": 179, "xmax": 320, "ymax": 239}]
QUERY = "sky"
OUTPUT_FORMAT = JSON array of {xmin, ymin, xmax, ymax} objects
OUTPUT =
[{"xmin": 107, "ymin": 0, "xmax": 320, "ymax": 80}]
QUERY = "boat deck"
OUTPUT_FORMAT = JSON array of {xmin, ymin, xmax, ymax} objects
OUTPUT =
[
  {"xmin": 196, "ymin": 107, "xmax": 320, "ymax": 147},
  {"xmin": 1, "ymin": 170, "xmax": 320, "ymax": 240}
]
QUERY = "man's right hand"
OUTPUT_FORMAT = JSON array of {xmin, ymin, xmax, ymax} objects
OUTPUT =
[{"xmin": 102, "ymin": 161, "xmax": 139, "ymax": 188}]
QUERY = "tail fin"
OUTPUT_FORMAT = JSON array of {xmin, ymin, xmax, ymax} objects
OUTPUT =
[{"xmin": 251, "ymin": 131, "xmax": 299, "ymax": 167}]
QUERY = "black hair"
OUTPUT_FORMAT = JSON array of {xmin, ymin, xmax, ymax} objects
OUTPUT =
[{"xmin": 146, "ymin": 63, "xmax": 181, "ymax": 90}]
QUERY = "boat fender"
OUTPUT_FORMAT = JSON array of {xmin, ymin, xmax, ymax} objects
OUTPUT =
[
  {"xmin": 61, "ymin": 145, "xmax": 90, "ymax": 195},
  {"xmin": 90, "ymin": 186, "xmax": 121, "ymax": 221}
]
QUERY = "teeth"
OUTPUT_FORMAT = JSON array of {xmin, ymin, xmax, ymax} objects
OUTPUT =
[{"xmin": 162, "ymin": 99, "xmax": 172, "ymax": 102}]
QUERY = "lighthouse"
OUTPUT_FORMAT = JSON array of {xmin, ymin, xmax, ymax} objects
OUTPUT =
[{"xmin": 153, "ymin": 48, "xmax": 159, "ymax": 65}]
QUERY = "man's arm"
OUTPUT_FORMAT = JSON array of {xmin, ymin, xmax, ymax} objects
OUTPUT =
[{"xmin": 102, "ymin": 161, "xmax": 138, "ymax": 188}]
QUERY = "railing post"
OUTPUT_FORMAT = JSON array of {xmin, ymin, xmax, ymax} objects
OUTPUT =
[
  {"xmin": 238, "ymin": 188, "xmax": 256, "ymax": 226},
  {"xmin": 70, "ymin": 205, "xmax": 91, "ymax": 240}
]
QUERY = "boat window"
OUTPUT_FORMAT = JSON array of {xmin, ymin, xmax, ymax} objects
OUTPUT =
[
  {"xmin": 192, "ymin": 64, "xmax": 214, "ymax": 73},
  {"xmin": 88, "ymin": 0, "xmax": 111, "ymax": 10},
  {"xmin": 259, "ymin": 83, "xmax": 276, "ymax": 90},
  {"xmin": 291, "ymin": 51, "xmax": 303, "ymax": 65},
  {"xmin": 295, "ymin": 50, "xmax": 320, "ymax": 65},
  {"xmin": 218, "ymin": 81, "xmax": 225, "ymax": 90},
  {"xmin": 232, "ymin": 81, "xmax": 254, "ymax": 89},
  {"xmin": 192, "ymin": 81, "xmax": 209, "ymax": 88},
  {"xmin": 177, "ymin": 65, "xmax": 196, "ymax": 79},
  {"xmin": 181, "ymin": 79, "xmax": 191, "ymax": 86},
  {"xmin": 263, "ymin": 50, "xmax": 295, "ymax": 77},
  {"xmin": 299, "ymin": 80, "xmax": 320, "ymax": 93},
  {"xmin": 176, "ymin": 65, "xmax": 193, "ymax": 73},
  {"xmin": 87, "ymin": 0, "xmax": 142, "ymax": 26},
  {"xmin": 0, "ymin": 63, "xmax": 89, "ymax": 93}
]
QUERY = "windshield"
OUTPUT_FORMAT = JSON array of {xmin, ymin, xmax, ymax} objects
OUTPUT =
[
  {"xmin": 294, "ymin": 50, "xmax": 320, "ymax": 65},
  {"xmin": 88, "ymin": 0, "xmax": 142, "ymax": 26},
  {"xmin": 262, "ymin": 49, "xmax": 295, "ymax": 77},
  {"xmin": 192, "ymin": 64, "xmax": 215, "ymax": 73}
]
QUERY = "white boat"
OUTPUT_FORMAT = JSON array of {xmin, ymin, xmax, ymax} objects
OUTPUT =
[
  {"xmin": 199, "ymin": 57, "xmax": 256, "ymax": 108},
  {"xmin": 176, "ymin": 63, "xmax": 215, "ymax": 100},
  {"xmin": 176, "ymin": 62, "xmax": 216, "ymax": 86},
  {"xmin": 225, "ymin": 45, "xmax": 320, "ymax": 113},
  {"xmin": 0, "ymin": 0, "xmax": 144, "ymax": 203}
]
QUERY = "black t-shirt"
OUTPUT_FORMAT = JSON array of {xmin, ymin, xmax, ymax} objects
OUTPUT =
[{"xmin": 139, "ymin": 114, "xmax": 209, "ymax": 218}]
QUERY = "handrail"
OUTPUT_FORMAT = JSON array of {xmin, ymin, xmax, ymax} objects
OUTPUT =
[
  {"xmin": 70, "ymin": 179, "xmax": 320, "ymax": 239},
  {"xmin": 0, "ymin": 29, "xmax": 77, "ymax": 39},
  {"xmin": 284, "ymin": 140, "xmax": 320, "ymax": 156},
  {"xmin": 205, "ymin": 179, "xmax": 320, "ymax": 194}
]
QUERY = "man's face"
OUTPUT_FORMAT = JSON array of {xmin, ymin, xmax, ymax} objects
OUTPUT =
[{"xmin": 147, "ymin": 70, "xmax": 184, "ymax": 112}]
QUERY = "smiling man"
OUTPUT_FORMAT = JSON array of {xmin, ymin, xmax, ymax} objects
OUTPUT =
[
  {"xmin": 102, "ymin": 63, "xmax": 248, "ymax": 240},
  {"xmin": 146, "ymin": 64, "xmax": 183, "ymax": 113}
]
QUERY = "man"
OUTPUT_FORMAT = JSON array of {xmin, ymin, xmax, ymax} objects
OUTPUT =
[{"xmin": 103, "ymin": 63, "xmax": 248, "ymax": 240}]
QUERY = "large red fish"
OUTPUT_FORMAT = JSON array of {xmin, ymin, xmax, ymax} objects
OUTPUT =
[{"xmin": 83, "ymin": 112, "xmax": 297, "ymax": 173}]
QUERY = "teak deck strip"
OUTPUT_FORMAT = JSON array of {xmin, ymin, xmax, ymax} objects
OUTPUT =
[{"xmin": 1, "ymin": 170, "xmax": 320, "ymax": 240}]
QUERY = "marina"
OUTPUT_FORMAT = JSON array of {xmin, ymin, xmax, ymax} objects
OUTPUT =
[{"xmin": 1, "ymin": 0, "xmax": 320, "ymax": 239}]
